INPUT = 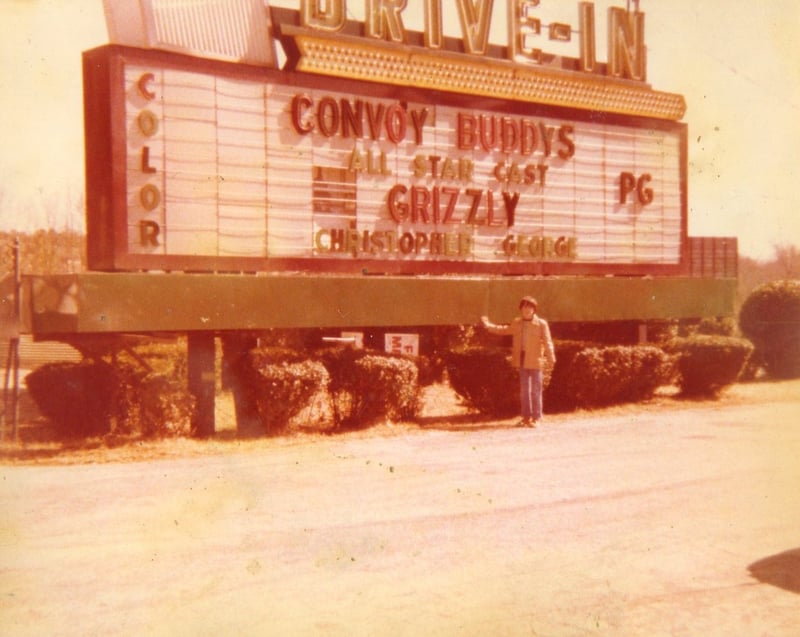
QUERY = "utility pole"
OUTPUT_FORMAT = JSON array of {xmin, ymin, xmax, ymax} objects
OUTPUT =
[{"xmin": 2, "ymin": 237, "xmax": 21, "ymax": 441}]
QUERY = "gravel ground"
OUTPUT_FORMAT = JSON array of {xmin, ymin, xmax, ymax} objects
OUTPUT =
[{"xmin": 1, "ymin": 380, "xmax": 799, "ymax": 636}]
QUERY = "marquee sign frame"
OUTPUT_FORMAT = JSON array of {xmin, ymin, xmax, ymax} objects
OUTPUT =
[{"xmin": 84, "ymin": 10, "xmax": 689, "ymax": 277}]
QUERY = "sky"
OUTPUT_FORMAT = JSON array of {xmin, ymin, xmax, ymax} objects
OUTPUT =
[{"xmin": 0, "ymin": 0, "xmax": 798, "ymax": 260}]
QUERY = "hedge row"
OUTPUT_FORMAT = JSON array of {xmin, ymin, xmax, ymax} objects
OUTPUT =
[
  {"xmin": 26, "ymin": 343, "xmax": 422, "ymax": 439},
  {"xmin": 26, "ymin": 333, "xmax": 753, "ymax": 438},
  {"xmin": 445, "ymin": 342, "xmax": 671, "ymax": 416},
  {"xmin": 446, "ymin": 334, "xmax": 753, "ymax": 416},
  {"xmin": 242, "ymin": 347, "xmax": 421, "ymax": 434}
]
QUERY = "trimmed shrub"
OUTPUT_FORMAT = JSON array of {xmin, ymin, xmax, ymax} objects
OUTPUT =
[
  {"xmin": 543, "ymin": 342, "xmax": 671, "ymax": 411},
  {"xmin": 25, "ymin": 360, "xmax": 118, "ymax": 438},
  {"xmin": 739, "ymin": 280, "xmax": 800, "ymax": 379},
  {"xmin": 444, "ymin": 347, "xmax": 520, "ymax": 417},
  {"xmin": 665, "ymin": 334, "xmax": 753, "ymax": 397},
  {"xmin": 567, "ymin": 345, "xmax": 671, "ymax": 408},
  {"xmin": 113, "ymin": 341, "xmax": 195, "ymax": 438},
  {"xmin": 353, "ymin": 354, "xmax": 421, "ymax": 425},
  {"xmin": 244, "ymin": 348, "xmax": 330, "ymax": 435},
  {"xmin": 317, "ymin": 347, "xmax": 421, "ymax": 429}
]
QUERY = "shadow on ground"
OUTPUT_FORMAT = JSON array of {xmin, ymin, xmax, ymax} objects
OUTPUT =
[
  {"xmin": 748, "ymin": 548, "xmax": 800, "ymax": 594},
  {"xmin": 415, "ymin": 412, "xmax": 518, "ymax": 432}
]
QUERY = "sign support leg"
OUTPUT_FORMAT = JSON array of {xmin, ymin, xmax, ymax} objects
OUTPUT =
[
  {"xmin": 187, "ymin": 332, "xmax": 216, "ymax": 437},
  {"xmin": 221, "ymin": 333, "xmax": 261, "ymax": 438}
]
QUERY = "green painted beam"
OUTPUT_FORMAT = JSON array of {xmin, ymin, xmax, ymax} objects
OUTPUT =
[{"xmin": 22, "ymin": 273, "xmax": 737, "ymax": 335}]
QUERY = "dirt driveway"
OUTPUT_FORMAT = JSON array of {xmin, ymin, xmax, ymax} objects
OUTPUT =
[{"xmin": 2, "ymin": 381, "xmax": 799, "ymax": 636}]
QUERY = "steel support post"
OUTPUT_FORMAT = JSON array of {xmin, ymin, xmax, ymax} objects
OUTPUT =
[{"xmin": 187, "ymin": 332, "xmax": 216, "ymax": 437}]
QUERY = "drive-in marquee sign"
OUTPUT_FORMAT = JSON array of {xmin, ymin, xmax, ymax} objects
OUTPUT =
[{"xmin": 85, "ymin": 0, "xmax": 687, "ymax": 275}]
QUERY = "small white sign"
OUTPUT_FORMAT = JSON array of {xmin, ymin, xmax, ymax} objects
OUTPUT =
[{"xmin": 385, "ymin": 333, "xmax": 419, "ymax": 357}]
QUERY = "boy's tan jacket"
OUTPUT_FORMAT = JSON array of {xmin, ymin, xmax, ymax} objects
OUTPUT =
[{"xmin": 484, "ymin": 316, "xmax": 556, "ymax": 369}]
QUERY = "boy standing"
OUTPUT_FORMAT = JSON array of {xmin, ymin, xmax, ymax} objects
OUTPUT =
[{"xmin": 481, "ymin": 296, "xmax": 556, "ymax": 427}]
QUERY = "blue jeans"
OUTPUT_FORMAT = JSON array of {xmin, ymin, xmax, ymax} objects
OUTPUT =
[{"xmin": 519, "ymin": 368, "xmax": 543, "ymax": 421}]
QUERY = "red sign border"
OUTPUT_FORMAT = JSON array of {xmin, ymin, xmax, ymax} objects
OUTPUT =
[{"xmin": 83, "ymin": 44, "xmax": 689, "ymax": 276}]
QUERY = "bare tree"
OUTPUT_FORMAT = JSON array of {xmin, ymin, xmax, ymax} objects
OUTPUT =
[{"xmin": 773, "ymin": 243, "xmax": 800, "ymax": 279}]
